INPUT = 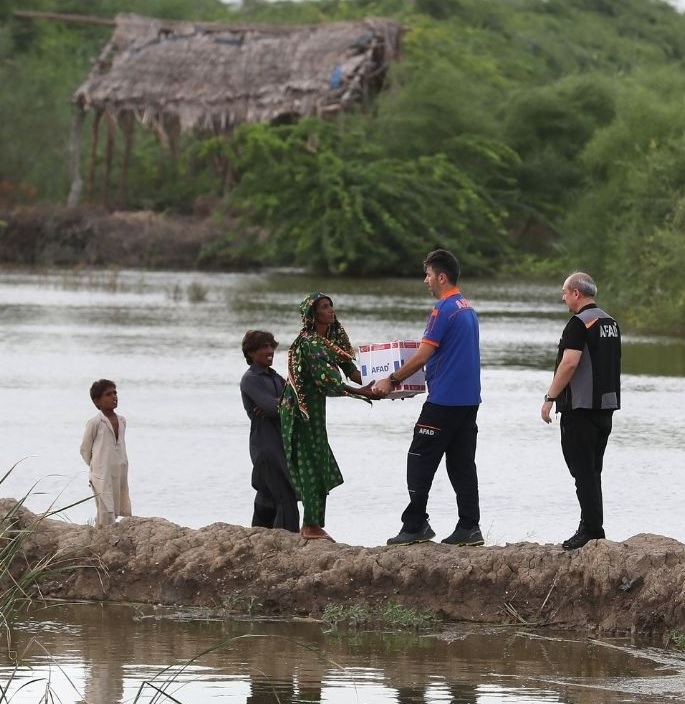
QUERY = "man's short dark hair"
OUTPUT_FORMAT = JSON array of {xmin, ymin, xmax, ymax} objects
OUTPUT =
[
  {"xmin": 424, "ymin": 249, "xmax": 461, "ymax": 285},
  {"xmin": 90, "ymin": 379, "xmax": 116, "ymax": 402},
  {"xmin": 242, "ymin": 330, "xmax": 279, "ymax": 364}
]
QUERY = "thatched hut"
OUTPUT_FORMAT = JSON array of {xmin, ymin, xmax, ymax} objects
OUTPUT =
[{"xmin": 67, "ymin": 12, "xmax": 403, "ymax": 207}]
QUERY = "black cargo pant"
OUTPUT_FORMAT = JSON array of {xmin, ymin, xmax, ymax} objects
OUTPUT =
[
  {"xmin": 560, "ymin": 409, "xmax": 613, "ymax": 535},
  {"xmin": 400, "ymin": 402, "xmax": 480, "ymax": 533}
]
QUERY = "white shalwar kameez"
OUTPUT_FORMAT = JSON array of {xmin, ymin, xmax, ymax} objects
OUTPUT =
[{"xmin": 80, "ymin": 411, "xmax": 132, "ymax": 527}]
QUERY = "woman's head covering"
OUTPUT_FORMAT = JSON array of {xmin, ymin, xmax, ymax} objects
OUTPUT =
[
  {"xmin": 283, "ymin": 292, "xmax": 356, "ymax": 418},
  {"xmin": 298, "ymin": 291, "xmax": 354, "ymax": 354}
]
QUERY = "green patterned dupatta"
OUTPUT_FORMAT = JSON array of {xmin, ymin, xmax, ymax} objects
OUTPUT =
[{"xmin": 283, "ymin": 291, "xmax": 358, "ymax": 420}]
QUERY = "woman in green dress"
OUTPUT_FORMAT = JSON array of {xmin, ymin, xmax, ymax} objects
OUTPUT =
[{"xmin": 280, "ymin": 292, "xmax": 377, "ymax": 541}]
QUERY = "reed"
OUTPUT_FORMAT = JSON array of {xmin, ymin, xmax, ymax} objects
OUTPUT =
[
  {"xmin": 0, "ymin": 460, "xmax": 90, "ymax": 646},
  {"xmin": 131, "ymin": 634, "xmax": 342, "ymax": 703},
  {"xmin": 671, "ymin": 629, "xmax": 685, "ymax": 651},
  {"xmin": 0, "ymin": 460, "xmax": 94, "ymax": 701},
  {"xmin": 186, "ymin": 281, "xmax": 208, "ymax": 303}
]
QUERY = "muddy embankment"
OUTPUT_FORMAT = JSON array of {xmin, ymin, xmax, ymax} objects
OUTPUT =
[
  {"xmin": 4, "ymin": 500, "xmax": 685, "ymax": 636},
  {"xmin": 0, "ymin": 206, "xmax": 229, "ymax": 269}
]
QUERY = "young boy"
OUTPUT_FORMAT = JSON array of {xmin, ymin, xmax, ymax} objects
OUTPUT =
[
  {"xmin": 80, "ymin": 379, "xmax": 132, "ymax": 528},
  {"xmin": 240, "ymin": 330, "xmax": 299, "ymax": 532}
]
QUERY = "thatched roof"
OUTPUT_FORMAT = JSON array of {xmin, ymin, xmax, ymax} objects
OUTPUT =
[{"xmin": 72, "ymin": 13, "xmax": 403, "ymax": 136}]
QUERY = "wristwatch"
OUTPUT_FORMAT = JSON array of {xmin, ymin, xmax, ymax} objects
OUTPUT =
[
  {"xmin": 544, "ymin": 394, "xmax": 556, "ymax": 402},
  {"xmin": 389, "ymin": 373, "xmax": 401, "ymax": 386}
]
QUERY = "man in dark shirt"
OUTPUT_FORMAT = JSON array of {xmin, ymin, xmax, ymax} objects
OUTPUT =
[
  {"xmin": 240, "ymin": 330, "xmax": 299, "ymax": 532},
  {"xmin": 541, "ymin": 272, "xmax": 621, "ymax": 550}
]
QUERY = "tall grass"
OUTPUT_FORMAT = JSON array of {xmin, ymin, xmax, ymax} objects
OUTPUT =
[
  {"xmin": 0, "ymin": 460, "xmax": 96, "ymax": 701},
  {"xmin": 0, "ymin": 464, "xmax": 237, "ymax": 703},
  {"xmin": 0, "ymin": 461, "xmax": 220, "ymax": 703},
  {"xmin": 0, "ymin": 460, "xmax": 89, "ymax": 650}
]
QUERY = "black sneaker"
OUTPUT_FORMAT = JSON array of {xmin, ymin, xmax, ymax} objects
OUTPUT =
[
  {"xmin": 386, "ymin": 522, "xmax": 436, "ymax": 546},
  {"xmin": 562, "ymin": 528, "xmax": 605, "ymax": 550},
  {"xmin": 441, "ymin": 525, "xmax": 484, "ymax": 546}
]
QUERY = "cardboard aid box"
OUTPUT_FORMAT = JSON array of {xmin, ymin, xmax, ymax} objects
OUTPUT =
[{"xmin": 358, "ymin": 340, "xmax": 427, "ymax": 399}]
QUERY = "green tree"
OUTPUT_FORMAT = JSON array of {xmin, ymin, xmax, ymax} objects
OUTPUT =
[
  {"xmin": 496, "ymin": 74, "xmax": 617, "ymax": 252},
  {"xmin": 562, "ymin": 69, "xmax": 685, "ymax": 331},
  {"xmin": 3, "ymin": 0, "xmax": 685, "ymax": 333},
  {"xmin": 218, "ymin": 118, "xmax": 509, "ymax": 275}
]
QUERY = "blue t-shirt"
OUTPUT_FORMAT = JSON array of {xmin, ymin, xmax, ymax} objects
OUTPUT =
[{"xmin": 422, "ymin": 288, "xmax": 481, "ymax": 406}]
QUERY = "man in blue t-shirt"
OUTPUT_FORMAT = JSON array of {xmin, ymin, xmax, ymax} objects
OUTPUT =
[{"xmin": 375, "ymin": 249, "xmax": 484, "ymax": 547}]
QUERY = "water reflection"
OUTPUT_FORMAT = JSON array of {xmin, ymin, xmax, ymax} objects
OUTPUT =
[
  {"xmin": 622, "ymin": 340, "xmax": 685, "ymax": 377},
  {"xmin": 3, "ymin": 604, "xmax": 684, "ymax": 704}
]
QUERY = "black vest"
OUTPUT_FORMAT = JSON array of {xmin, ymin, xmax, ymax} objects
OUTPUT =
[{"xmin": 556, "ymin": 306, "xmax": 621, "ymax": 412}]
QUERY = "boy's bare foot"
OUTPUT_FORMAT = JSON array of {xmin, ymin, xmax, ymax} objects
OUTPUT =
[{"xmin": 300, "ymin": 525, "xmax": 335, "ymax": 542}]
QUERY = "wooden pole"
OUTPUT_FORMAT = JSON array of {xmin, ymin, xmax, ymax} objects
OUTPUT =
[
  {"xmin": 103, "ymin": 114, "xmax": 116, "ymax": 209},
  {"xmin": 13, "ymin": 9, "xmax": 307, "ymax": 35},
  {"xmin": 87, "ymin": 110, "xmax": 103, "ymax": 204},
  {"xmin": 67, "ymin": 109, "xmax": 85, "ymax": 209},
  {"xmin": 13, "ymin": 11, "xmax": 115, "ymax": 27},
  {"xmin": 118, "ymin": 112, "xmax": 134, "ymax": 209}
]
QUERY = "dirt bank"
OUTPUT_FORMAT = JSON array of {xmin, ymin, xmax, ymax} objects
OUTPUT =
[
  {"xmin": 5, "ymin": 501, "xmax": 684, "ymax": 636},
  {"xmin": 0, "ymin": 206, "xmax": 234, "ymax": 270}
]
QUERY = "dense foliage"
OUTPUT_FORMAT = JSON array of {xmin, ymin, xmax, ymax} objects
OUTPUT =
[
  {"xmin": 214, "ymin": 119, "xmax": 513, "ymax": 276},
  {"xmin": 1, "ymin": 0, "xmax": 685, "ymax": 330}
]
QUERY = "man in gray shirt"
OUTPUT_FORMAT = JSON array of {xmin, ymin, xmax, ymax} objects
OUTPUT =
[{"xmin": 240, "ymin": 330, "xmax": 299, "ymax": 532}]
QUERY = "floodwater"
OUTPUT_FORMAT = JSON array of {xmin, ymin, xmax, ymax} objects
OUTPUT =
[
  {"xmin": 0, "ymin": 268, "xmax": 683, "ymax": 546},
  {"xmin": 3, "ymin": 603, "xmax": 685, "ymax": 703},
  {"xmin": 1, "ymin": 268, "xmax": 685, "ymax": 703}
]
